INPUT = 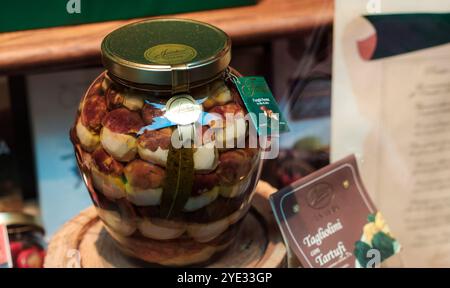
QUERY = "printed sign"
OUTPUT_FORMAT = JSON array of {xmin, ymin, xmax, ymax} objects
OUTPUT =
[{"xmin": 270, "ymin": 155, "xmax": 401, "ymax": 268}]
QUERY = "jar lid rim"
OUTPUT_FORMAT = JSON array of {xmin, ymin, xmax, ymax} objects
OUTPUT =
[{"xmin": 101, "ymin": 18, "xmax": 231, "ymax": 86}]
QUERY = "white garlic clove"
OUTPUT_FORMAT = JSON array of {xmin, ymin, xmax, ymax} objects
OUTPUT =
[
  {"xmin": 138, "ymin": 218, "xmax": 186, "ymax": 240},
  {"xmin": 76, "ymin": 120, "xmax": 100, "ymax": 152},
  {"xmin": 100, "ymin": 127, "xmax": 137, "ymax": 162},
  {"xmin": 183, "ymin": 187, "xmax": 219, "ymax": 212}
]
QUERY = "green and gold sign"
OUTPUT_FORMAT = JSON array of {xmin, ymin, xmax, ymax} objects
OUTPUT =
[{"xmin": 234, "ymin": 76, "xmax": 290, "ymax": 136}]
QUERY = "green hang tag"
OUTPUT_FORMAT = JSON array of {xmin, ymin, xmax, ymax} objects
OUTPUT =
[{"xmin": 233, "ymin": 76, "xmax": 289, "ymax": 136}]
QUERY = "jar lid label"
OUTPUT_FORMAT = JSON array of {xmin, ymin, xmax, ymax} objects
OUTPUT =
[
  {"xmin": 165, "ymin": 95, "xmax": 202, "ymax": 125},
  {"xmin": 144, "ymin": 44, "xmax": 198, "ymax": 65}
]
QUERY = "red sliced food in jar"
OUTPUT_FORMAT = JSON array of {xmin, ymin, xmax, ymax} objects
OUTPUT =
[
  {"xmin": 137, "ymin": 128, "xmax": 172, "ymax": 152},
  {"xmin": 142, "ymin": 103, "xmax": 164, "ymax": 125},
  {"xmin": 95, "ymin": 193, "xmax": 136, "ymax": 219},
  {"xmin": 116, "ymin": 198, "xmax": 137, "ymax": 220},
  {"xmin": 243, "ymin": 147, "xmax": 259, "ymax": 160},
  {"xmin": 87, "ymin": 79, "xmax": 103, "ymax": 96},
  {"xmin": 134, "ymin": 205, "xmax": 160, "ymax": 219},
  {"xmin": 80, "ymin": 94, "xmax": 107, "ymax": 132},
  {"xmin": 105, "ymin": 86, "xmax": 124, "ymax": 109},
  {"xmin": 217, "ymin": 149, "xmax": 253, "ymax": 185},
  {"xmin": 134, "ymin": 205, "xmax": 185, "ymax": 223},
  {"xmin": 184, "ymin": 194, "xmax": 246, "ymax": 223},
  {"xmin": 92, "ymin": 147, "xmax": 124, "ymax": 176},
  {"xmin": 192, "ymin": 173, "xmax": 219, "ymax": 196},
  {"xmin": 124, "ymin": 159, "xmax": 165, "ymax": 189},
  {"xmin": 208, "ymin": 103, "xmax": 245, "ymax": 120},
  {"xmin": 94, "ymin": 188, "xmax": 119, "ymax": 210},
  {"xmin": 97, "ymin": 198, "xmax": 137, "ymax": 237},
  {"xmin": 102, "ymin": 108, "xmax": 144, "ymax": 134},
  {"xmin": 74, "ymin": 143, "xmax": 93, "ymax": 171}
]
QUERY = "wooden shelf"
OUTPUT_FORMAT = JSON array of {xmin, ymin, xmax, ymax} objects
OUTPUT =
[{"xmin": 0, "ymin": 0, "xmax": 333, "ymax": 75}]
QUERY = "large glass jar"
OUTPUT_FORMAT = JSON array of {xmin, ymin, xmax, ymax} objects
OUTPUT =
[{"xmin": 70, "ymin": 19, "xmax": 262, "ymax": 266}]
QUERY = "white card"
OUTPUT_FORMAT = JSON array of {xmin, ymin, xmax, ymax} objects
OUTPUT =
[{"xmin": 332, "ymin": 0, "xmax": 450, "ymax": 267}]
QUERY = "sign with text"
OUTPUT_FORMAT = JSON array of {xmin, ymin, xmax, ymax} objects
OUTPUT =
[{"xmin": 333, "ymin": 0, "xmax": 450, "ymax": 267}]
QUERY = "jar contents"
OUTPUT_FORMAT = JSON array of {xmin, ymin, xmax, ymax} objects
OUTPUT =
[
  {"xmin": 71, "ymin": 72, "xmax": 261, "ymax": 265},
  {"xmin": 70, "ymin": 18, "xmax": 263, "ymax": 266}
]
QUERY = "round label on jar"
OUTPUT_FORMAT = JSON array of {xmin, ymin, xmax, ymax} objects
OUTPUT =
[
  {"xmin": 144, "ymin": 44, "xmax": 197, "ymax": 65},
  {"xmin": 165, "ymin": 94, "xmax": 202, "ymax": 125}
]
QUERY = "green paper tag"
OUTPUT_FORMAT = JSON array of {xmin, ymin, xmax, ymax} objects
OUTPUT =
[{"xmin": 233, "ymin": 76, "xmax": 289, "ymax": 136}]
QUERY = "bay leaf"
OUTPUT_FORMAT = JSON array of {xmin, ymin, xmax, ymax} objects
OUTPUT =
[{"xmin": 160, "ymin": 145, "xmax": 194, "ymax": 219}]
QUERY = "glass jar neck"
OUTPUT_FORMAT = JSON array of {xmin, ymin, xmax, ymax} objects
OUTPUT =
[{"xmin": 107, "ymin": 69, "xmax": 227, "ymax": 95}]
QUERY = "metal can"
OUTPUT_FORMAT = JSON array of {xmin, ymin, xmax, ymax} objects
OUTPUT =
[{"xmin": 0, "ymin": 212, "xmax": 46, "ymax": 268}]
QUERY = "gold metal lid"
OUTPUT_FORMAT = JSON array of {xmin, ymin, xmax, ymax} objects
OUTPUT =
[
  {"xmin": 0, "ymin": 212, "xmax": 44, "ymax": 232},
  {"xmin": 101, "ymin": 18, "xmax": 231, "ymax": 87}
]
